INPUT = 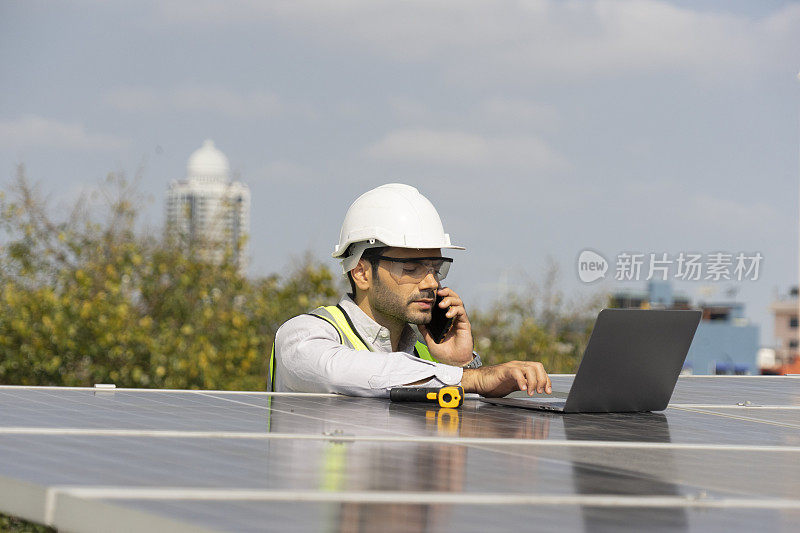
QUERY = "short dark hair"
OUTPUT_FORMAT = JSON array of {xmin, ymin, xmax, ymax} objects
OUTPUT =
[{"xmin": 347, "ymin": 246, "xmax": 386, "ymax": 296}]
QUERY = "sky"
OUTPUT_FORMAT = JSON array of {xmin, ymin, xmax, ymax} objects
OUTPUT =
[{"xmin": 1, "ymin": 0, "xmax": 799, "ymax": 347}]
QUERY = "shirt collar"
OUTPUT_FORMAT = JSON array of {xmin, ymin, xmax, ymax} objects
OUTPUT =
[{"xmin": 338, "ymin": 294, "xmax": 418, "ymax": 353}]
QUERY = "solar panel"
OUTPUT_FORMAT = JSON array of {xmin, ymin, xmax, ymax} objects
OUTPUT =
[{"xmin": 0, "ymin": 376, "xmax": 798, "ymax": 532}]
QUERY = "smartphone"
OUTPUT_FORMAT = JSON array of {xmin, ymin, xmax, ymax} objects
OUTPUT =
[{"xmin": 428, "ymin": 292, "xmax": 454, "ymax": 344}]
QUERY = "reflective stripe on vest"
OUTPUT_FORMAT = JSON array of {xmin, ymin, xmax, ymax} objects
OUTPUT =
[
  {"xmin": 312, "ymin": 306, "xmax": 369, "ymax": 351},
  {"xmin": 415, "ymin": 341, "xmax": 435, "ymax": 362},
  {"xmin": 268, "ymin": 304, "xmax": 437, "ymax": 391}
]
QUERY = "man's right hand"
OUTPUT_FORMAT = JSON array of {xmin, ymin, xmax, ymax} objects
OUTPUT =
[{"xmin": 462, "ymin": 361, "xmax": 552, "ymax": 397}]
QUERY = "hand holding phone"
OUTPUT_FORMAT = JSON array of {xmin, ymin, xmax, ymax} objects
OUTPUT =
[
  {"xmin": 419, "ymin": 287, "xmax": 475, "ymax": 367},
  {"xmin": 427, "ymin": 292, "xmax": 455, "ymax": 344}
]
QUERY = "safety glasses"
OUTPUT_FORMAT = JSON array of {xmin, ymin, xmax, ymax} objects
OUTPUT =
[{"xmin": 370, "ymin": 255, "xmax": 453, "ymax": 284}]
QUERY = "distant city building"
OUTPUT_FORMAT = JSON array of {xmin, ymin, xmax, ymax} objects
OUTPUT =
[
  {"xmin": 166, "ymin": 140, "xmax": 250, "ymax": 271},
  {"xmin": 610, "ymin": 281, "xmax": 691, "ymax": 310},
  {"xmin": 769, "ymin": 286, "xmax": 798, "ymax": 366},
  {"xmin": 610, "ymin": 280, "xmax": 759, "ymax": 375}
]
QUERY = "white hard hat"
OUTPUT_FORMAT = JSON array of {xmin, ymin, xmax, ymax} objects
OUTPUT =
[{"xmin": 334, "ymin": 183, "xmax": 464, "ymax": 273}]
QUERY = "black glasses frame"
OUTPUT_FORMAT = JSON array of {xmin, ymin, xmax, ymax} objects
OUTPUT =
[{"xmin": 369, "ymin": 255, "xmax": 453, "ymax": 265}]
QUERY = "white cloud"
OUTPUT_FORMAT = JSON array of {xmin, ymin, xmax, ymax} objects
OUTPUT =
[
  {"xmin": 383, "ymin": 95, "xmax": 559, "ymax": 129},
  {"xmin": 365, "ymin": 129, "xmax": 566, "ymax": 171},
  {"xmin": 0, "ymin": 115, "xmax": 127, "ymax": 151},
  {"xmin": 103, "ymin": 85, "xmax": 297, "ymax": 119},
  {"xmin": 598, "ymin": 179, "xmax": 785, "ymax": 247},
  {"xmin": 150, "ymin": 0, "xmax": 800, "ymax": 81},
  {"xmin": 688, "ymin": 193, "xmax": 781, "ymax": 235}
]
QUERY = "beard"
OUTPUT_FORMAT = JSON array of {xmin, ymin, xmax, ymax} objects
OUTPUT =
[{"xmin": 369, "ymin": 275, "xmax": 435, "ymax": 325}]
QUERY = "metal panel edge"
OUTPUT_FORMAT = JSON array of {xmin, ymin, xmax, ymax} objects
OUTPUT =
[
  {"xmin": 0, "ymin": 473, "xmax": 50, "ymax": 525},
  {"xmin": 54, "ymin": 493, "xmax": 222, "ymax": 533}
]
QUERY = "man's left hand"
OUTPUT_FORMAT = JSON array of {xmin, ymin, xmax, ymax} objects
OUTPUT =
[{"xmin": 419, "ymin": 287, "xmax": 475, "ymax": 366}]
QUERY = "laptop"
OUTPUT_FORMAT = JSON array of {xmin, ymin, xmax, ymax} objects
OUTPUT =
[{"xmin": 480, "ymin": 308, "xmax": 702, "ymax": 413}]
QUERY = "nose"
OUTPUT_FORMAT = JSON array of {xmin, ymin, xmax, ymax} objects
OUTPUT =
[{"xmin": 419, "ymin": 270, "xmax": 439, "ymax": 291}]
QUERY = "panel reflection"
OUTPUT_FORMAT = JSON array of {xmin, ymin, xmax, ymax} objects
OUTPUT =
[
  {"xmin": 564, "ymin": 413, "xmax": 689, "ymax": 532},
  {"xmin": 264, "ymin": 397, "xmax": 693, "ymax": 532}
]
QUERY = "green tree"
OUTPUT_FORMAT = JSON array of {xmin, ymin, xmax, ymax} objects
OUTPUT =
[
  {"xmin": 0, "ymin": 167, "xmax": 340, "ymax": 390},
  {"xmin": 0, "ymin": 512, "xmax": 54, "ymax": 533}
]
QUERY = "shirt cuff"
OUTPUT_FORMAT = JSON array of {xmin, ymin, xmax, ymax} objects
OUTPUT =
[
  {"xmin": 389, "ymin": 364, "xmax": 463, "ymax": 391},
  {"xmin": 425, "ymin": 364, "xmax": 463, "ymax": 387}
]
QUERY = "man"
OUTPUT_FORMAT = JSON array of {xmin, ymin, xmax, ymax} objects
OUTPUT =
[{"xmin": 271, "ymin": 183, "xmax": 552, "ymax": 397}]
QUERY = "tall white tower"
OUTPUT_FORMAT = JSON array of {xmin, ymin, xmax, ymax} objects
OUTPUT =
[{"xmin": 166, "ymin": 140, "xmax": 250, "ymax": 271}]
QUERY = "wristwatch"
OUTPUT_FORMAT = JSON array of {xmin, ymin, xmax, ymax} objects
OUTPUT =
[{"xmin": 464, "ymin": 351, "xmax": 483, "ymax": 368}]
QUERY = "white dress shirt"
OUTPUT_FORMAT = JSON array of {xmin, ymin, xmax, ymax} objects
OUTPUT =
[{"xmin": 273, "ymin": 295, "xmax": 464, "ymax": 397}]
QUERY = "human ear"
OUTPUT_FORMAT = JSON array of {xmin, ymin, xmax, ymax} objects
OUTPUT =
[{"xmin": 352, "ymin": 259, "xmax": 371, "ymax": 291}]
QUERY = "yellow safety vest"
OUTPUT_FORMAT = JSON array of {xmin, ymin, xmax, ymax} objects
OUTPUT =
[{"xmin": 268, "ymin": 304, "xmax": 437, "ymax": 391}]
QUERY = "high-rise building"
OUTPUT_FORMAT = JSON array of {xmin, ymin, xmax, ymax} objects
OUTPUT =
[
  {"xmin": 166, "ymin": 140, "xmax": 250, "ymax": 271},
  {"xmin": 770, "ymin": 286, "xmax": 798, "ymax": 366}
]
